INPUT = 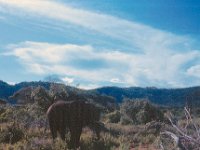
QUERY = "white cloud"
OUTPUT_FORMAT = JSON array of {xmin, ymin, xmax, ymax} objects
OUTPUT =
[
  {"xmin": 3, "ymin": 41, "xmax": 200, "ymax": 88},
  {"xmin": 110, "ymin": 78, "xmax": 125, "ymax": 84},
  {"xmin": 3, "ymin": 42, "xmax": 121, "ymax": 83},
  {"xmin": 79, "ymin": 84, "xmax": 100, "ymax": 90},
  {"xmin": 5, "ymin": 41, "xmax": 93, "ymax": 64},
  {"xmin": 26, "ymin": 63, "xmax": 47, "ymax": 74},
  {"xmin": 187, "ymin": 65, "xmax": 200, "ymax": 78},
  {"xmin": 61, "ymin": 77, "xmax": 74, "ymax": 85},
  {"xmin": 0, "ymin": 0, "xmax": 188, "ymax": 51},
  {"xmin": 1, "ymin": 0, "xmax": 200, "ymax": 87},
  {"xmin": 7, "ymin": 81, "xmax": 16, "ymax": 85}
]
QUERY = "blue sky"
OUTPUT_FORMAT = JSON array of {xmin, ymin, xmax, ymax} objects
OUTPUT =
[{"xmin": 0, "ymin": 0, "xmax": 200, "ymax": 89}]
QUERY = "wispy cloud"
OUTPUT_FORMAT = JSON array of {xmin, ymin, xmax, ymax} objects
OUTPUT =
[
  {"xmin": 0, "ymin": 0, "xmax": 189, "ymax": 51},
  {"xmin": 110, "ymin": 78, "xmax": 125, "ymax": 84},
  {"xmin": 61, "ymin": 77, "xmax": 74, "ymax": 85},
  {"xmin": 3, "ymin": 41, "xmax": 129, "ymax": 83},
  {"xmin": 187, "ymin": 65, "xmax": 200, "ymax": 78},
  {"xmin": 3, "ymin": 41, "xmax": 200, "ymax": 88},
  {"xmin": 0, "ymin": 0, "xmax": 200, "ymax": 88}
]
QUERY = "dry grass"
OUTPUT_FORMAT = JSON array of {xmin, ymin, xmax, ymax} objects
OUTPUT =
[
  {"xmin": 0, "ymin": 122, "xmax": 161, "ymax": 150},
  {"xmin": 1, "ymin": 104, "xmax": 200, "ymax": 150}
]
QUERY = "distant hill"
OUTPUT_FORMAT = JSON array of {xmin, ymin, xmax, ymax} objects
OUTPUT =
[
  {"xmin": 0, "ymin": 80, "xmax": 200, "ymax": 107},
  {"xmin": 0, "ymin": 80, "xmax": 51, "ymax": 102},
  {"xmin": 91, "ymin": 86, "xmax": 200, "ymax": 106},
  {"xmin": 0, "ymin": 81, "xmax": 116, "ymax": 111}
]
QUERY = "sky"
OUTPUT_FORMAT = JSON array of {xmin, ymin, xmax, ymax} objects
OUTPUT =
[{"xmin": 0, "ymin": 0, "xmax": 200, "ymax": 89}]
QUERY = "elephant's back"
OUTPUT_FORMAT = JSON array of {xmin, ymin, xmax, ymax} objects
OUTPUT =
[
  {"xmin": 47, "ymin": 100, "xmax": 69, "ymax": 116},
  {"xmin": 68, "ymin": 101, "xmax": 100, "ymax": 126}
]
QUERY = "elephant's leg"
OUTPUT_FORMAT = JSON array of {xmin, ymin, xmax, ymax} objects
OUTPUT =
[
  {"xmin": 94, "ymin": 123, "xmax": 101, "ymax": 139},
  {"xmin": 88, "ymin": 123, "xmax": 100, "ymax": 140},
  {"xmin": 59, "ymin": 125, "xmax": 66, "ymax": 141},
  {"xmin": 69, "ymin": 127, "xmax": 82, "ymax": 149},
  {"xmin": 75, "ymin": 127, "xmax": 82, "ymax": 147},
  {"xmin": 49, "ymin": 120, "xmax": 57, "ymax": 140},
  {"xmin": 95, "ymin": 128, "xmax": 100, "ymax": 140}
]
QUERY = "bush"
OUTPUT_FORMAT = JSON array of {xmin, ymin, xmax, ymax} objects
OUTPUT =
[
  {"xmin": 120, "ymin": 115, "xmax": 133, "ymax": 125},
  {"xmin": 0, "ymin": 106, "xmax": 14, "ymax": 122},
  {"xmin": 0, "ymin": 125, "xmax": 24, "ymax": 144},
  {"xmin": 0, "ymin": 107, "xmax": 5, "ymax": 115},
  {"xmin": 104, "ymin": 111, "xmax": 121, "ymax": 123},
  {"xmin": 31, "ymin": 86, "xmax": 52, "ymax": 112},
  {"xmin": 120, "ymin": 99, "xmax": 164, "ymax": 124}
]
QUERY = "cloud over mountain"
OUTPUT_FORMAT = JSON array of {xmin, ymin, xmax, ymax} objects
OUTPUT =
[{"xmin": 0, "ymin": 0, "xmax": 200, "ymax": 88}]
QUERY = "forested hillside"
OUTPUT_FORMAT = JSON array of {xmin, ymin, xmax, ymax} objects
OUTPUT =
[{"xmin": 1, "ymin": 80, "xmax": 200, "ymax": 106}]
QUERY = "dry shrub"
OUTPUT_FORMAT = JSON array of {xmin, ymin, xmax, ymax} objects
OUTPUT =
[
  {"xmin": 120, "ymin": 99, "xmax": 164, "ymax": 125},
  {"xmin": 104, "ymin": 110, "xmax": 121, "ymax": 123},
  {"xmin": 0, "ymin": 124, "xmax": 24, "ymax": 144},
  {"xmin": 160, "ymin": 107, "xmax": 200, "ymax": 150},
  {"xmin": 80, "ymin": 132, "xmax": 119, "ymax": 150}
]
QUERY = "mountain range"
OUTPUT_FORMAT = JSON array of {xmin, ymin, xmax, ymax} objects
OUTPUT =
[{"xmin": 0, "ymin": 80, "xmax": 200, "ymax": 107}]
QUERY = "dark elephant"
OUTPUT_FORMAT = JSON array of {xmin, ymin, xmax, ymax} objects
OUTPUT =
[{"xmin": 47, "ymin": 100, "xmax": 102, "ymax": 149}]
